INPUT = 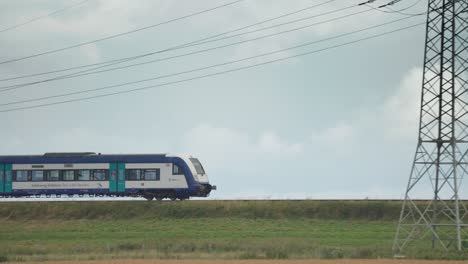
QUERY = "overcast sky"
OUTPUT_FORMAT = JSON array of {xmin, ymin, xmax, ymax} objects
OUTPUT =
[{"xmin": 0, "ymin": 0, "xmax": 432, "ymax": 199}]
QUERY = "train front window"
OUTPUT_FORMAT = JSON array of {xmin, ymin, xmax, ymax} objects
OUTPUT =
[{"xmin": 189, "ymin": 158, "xmax": 205, "ymax": 175}]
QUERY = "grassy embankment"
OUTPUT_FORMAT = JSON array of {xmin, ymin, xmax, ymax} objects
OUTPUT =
[{"xmin": 0, "ymin": 200, "xmax": 466, "ymax": 262}]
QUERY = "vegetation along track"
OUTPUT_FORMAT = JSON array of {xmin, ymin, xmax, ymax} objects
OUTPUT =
[
  {"xmin": 4, "ymin": 259, "xmax": 468, "ymax": 264},
  {"xmin": 0, "ymin": 200, "xmax": 468, "ymax": 262}
]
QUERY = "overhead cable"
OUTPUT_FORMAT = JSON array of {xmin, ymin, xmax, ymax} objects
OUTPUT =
[
  {"xmin": 0, "ymin": 22, "xmax": 425, "ymax": 113},
  {"xmin": 0, "ymin": 0, "xmax": 339, "ymax": 82},
  {"xmin": 0, "ymin": 7, "xmax": 375, "ymax": 92},
  {"xmin": 0, "ymin": 0, "xmax": 245, "ymax": 65},
  {"xmin": 0, "ymin": 17, "xmax": 424, "ymax": 110},
  {"xmin": 366, "ymin": 0, "xmax": 425, "ymax": 15},
  {"xmin": 378, "ymin": 0, "xmax": 403, "ymax": 8},
  {"xmin": 384, "ymin": 0, "xmax": 425, "ymax": 15},
  {"xmin": 0, "ymin": 0, "xmax": 90, "ymax": 33}
]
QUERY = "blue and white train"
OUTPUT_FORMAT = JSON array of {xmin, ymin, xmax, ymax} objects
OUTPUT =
[{"xmin": 0, "ymin": 152, "xmax": 215, "ymax": 200}]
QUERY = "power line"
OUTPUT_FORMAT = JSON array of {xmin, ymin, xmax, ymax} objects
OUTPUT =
[
  {"xmin": 0, "ymin": 23, "xmax": 425, "ymax": 113},
  {"xmin": 0, "ymin": 0, "xmax": 245, "ymax": 65},
  {"xmin": 1, "ymin": 2, "xmax": 371, "ymax": 91},
  {"xmin": 383, "ymin": 0, "xmax": 425, "ymax": 16},
  {"xmin": 378, "ymin": 0, "xmax": 403, "ymax": 8},
  {"xmin": 176, "ymin": 0, "xmax": 340, "ymax": 48},
  {"xmin": 0, "ymin": 17, "xmax": 424, "ymax": 110},
  {"xmin": 366, "ymin": 0, "xmax": 425, "ymax": 15},
  {"xmin": 0, "ymin": 0, "xmax": 90, "ymax": 33},
  {"xmin": 365, "ymin": 4, "xmax": 425, "ymax": 16},
  {"xmin": 0, "ymin": 0, "xmax": 340, "ymax": 83},
  {"xmin": 0, "ymin": 7, "xmax": 375, "ymax": 92}
]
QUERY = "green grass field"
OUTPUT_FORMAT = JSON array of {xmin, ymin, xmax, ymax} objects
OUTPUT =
[{"xmin": 0, "ymin": 200, "xmax": 466, "ymax": 262}]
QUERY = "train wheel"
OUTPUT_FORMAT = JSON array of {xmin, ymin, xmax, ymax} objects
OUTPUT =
[{"xmin": 143, "ymin": 194, "xmax": 154, "ymax": 201}]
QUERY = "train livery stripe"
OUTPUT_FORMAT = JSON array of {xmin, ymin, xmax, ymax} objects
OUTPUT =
[
  {"xmin": 13, "ymin": 181, "xmax": 109, "ymax": 190},
  {"xmin": 117, "ymin": 163, "xmax": 125, "ymax": 193},
  {"xmin": 0, "ymin": 164, "xmax": 4, "ymax": 194},
  {"xmin": 4, "ymin": 164, "xmax": 12, "ymax": 193}
]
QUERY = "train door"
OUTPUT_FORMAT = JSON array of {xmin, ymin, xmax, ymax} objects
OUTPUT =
[
  {"xmin": 0, "ymin": 164, "xmax": 4, "ymax": 196},
  {"xmin": 4, "ymin": 164, "xmax": 12, "ymax": 194},
  {"xmin": 109, "ymin": 163, "xmax": 117, "ymax": 193},
  {"xmin": 117, "ymin": 163, "xmax": 125, "ymax": 193},
  {"xmin": 109, "ymin": 163, "xmax": 125, "ymax": 193}
]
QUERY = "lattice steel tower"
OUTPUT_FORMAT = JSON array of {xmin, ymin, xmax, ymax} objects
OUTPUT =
[{"xmin": 393, "ymin": 0, "xmax": 468, "ymax": 253}]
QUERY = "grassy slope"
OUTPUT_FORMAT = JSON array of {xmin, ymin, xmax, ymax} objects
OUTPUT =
[{"xmin": 0, "ymin": 201, "xmax": 466, "ymax": 262}]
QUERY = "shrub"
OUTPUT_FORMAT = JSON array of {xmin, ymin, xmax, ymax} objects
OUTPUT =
[
  {"xmin": 117, "ymin": 242, "xmax": 142, "ymax": 251},
  {"xmin": 238, "ymin": 251, "xmax": 261, "ymax": 259},
  {"xmin": 265, "ymin": 248, "xmax": 289, "ymax": 259},
  {"xmin": 352, "ymin": 247, "xmax": 375, "ymax": 258},
  {"xmin": 320, "ymin": 247, "xmax": 345, "ymax": 259}
]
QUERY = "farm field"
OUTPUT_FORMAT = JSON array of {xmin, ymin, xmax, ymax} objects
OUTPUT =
[{"xmin": 0, "ymin": 200, "xmax": 467, "ymax": 262}]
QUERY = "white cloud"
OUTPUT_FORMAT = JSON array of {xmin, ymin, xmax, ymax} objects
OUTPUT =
[
  {"xmin": 0, "ymin": 127, "xmax": 171, "ymax": 155},
  {"xmin": 311, "ymin": 187, "xmax": 404, "ymax": 200},
  {"xmin": 311, "ymin": 122, "xmax": 354, "ymax": 143},
  {"xmin": 182, "ymin": 124, "xmax": 251, "ymax": 166},
  {"xmin": 29, "ymin": 0, "xmax": 139, "ymax": 37},
  {"xmin": 382, "ymin": 67, "xmax": 422, "ymax": 139},
  {"xmin": 309, "ymin": 122, "xmax": 356, "ymax": 156},
  {"xmin": 210, "ymin": 188, "xmax": 404, "ymax": 200},
  {"xmin": 256, "ymin": 131, "xmax": 304, "ymax": 155},
  {"xmin": 182, "ymin": 124, "xmax": 304, "ymax": 168},
  {"xmin": 210, "ymin": 191, "xmax": 315, "ymax": 200}
]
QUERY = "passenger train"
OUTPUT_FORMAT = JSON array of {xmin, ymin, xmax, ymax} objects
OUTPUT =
[{"xmin": 0, "ymin": 152, "xmax": 215, "ymax": 200}]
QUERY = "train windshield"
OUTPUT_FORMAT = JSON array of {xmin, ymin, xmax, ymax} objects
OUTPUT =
[{"xmin": 189, "ymin": 158, "xmax": 205, "ymax": 175}]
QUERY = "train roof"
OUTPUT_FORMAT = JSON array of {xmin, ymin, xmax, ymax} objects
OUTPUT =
[
  {"xmin": 0, "ymin": 152, "xmax": 168, "ymax": 158},
  {"xmin": 0, "ymin": 152, "xmax": 180, "ymax": 164}
]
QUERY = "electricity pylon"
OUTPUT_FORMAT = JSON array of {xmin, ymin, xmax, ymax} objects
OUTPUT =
[{"xmin": 393, "ymin": 0, "xmax": 468, "ymax": 254}]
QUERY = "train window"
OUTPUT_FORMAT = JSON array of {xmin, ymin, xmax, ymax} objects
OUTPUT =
[
  {"xmin": 62, "ymin": 170, "xmax": 74, "ymax": 181},
  {"xmin": 189, "ymin": 158, "xmax": 205, "ymax": 175},
  {"xmin": 144, "ymin": 169, "xmax": 160, "ymax": 181},
  {"xmin": 31, "ymin": 170, "xmax": 44, "ymax": 181},
  {"xmin": 14, "ymin": 170, "xmax": 29, "ymax": 182},
  {"xmin": 47, "ymin": 170, "xmax": 60, "ymax": 181},
  {"xmin": 93, "ymin": 170, "xmax": 107, "ymax": 181},
  {"xmin": 126, "ymin": 169, "xmax": 141, "ymax": 181},
  {"xmin": 173, "ymin": 164, "xmax": 184, "ymax": 175},
  {"xmin": 77, "ymin": 170, "xmax": 90, "ymax": 181}
]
